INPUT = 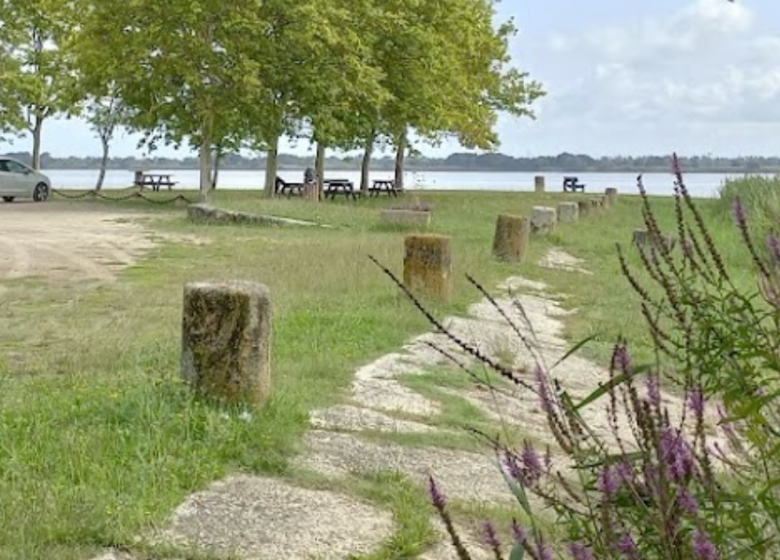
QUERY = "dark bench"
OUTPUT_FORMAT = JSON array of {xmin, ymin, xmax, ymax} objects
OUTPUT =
[
  {"xmin": 562, "ymin": 176, "xmax": 586, "ymax": 193},
  {"xmin": 324, "ymin": 179, "xmax": 358, "ymax": 201},
  {"xmin": 368, "ymin": 179, "xmax": 398, "ymax": 197},
  {"xmin": 275, "ymin": 176, "xmax": 307, "ymax": 198}
]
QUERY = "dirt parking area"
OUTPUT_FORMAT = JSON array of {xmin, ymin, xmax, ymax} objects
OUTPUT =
[{"xmin": 0, "ymin": 201, "xmax": 164, "ymax": 289}]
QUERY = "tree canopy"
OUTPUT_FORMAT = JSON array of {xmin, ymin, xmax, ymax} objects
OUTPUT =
[{"xmin": 0, "ymin": 0, "xmax": 544, "ymax": 198}]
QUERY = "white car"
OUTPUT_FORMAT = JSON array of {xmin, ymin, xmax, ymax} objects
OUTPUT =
[{"xmin": 0, "ymin": 157, "xmax": 52, "ymax": 203}]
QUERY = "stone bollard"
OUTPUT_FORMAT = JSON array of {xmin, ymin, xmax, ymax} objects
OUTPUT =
[
  {"xmin": 403, "ymin": 234, "xmax": 452, "ymax": 302},
  {"xmin": 492, "ymin": 214, "xmax": 530, "ymax": 263},
  {"xmin": 182, "ymin": 280, "xmax": 272, "ymax": 407},
  {"xmin": 577, "ymin": 200, "xmax": 591, "ymax": 218},
  {"xmin": 303, "ymin": 183, "xmax": 319, "ymax": 201},
  {"xmin": 601, "ymin": 194, "xmax": 611, "ymax": 210},
  {"xmin": 534, "ymin": 175, "xmax": 545, "ymax": 193},
  {"xmin": 605, "ymin": 188, "xmax": 618, "ymax": 205},
  {"xmin": 380, "ymin": 209, "xmax": 432, "ymax": 229},
  {"xmin": 632, "ymin": 229, "xmax": 678, "ymax": 252},
  {"xmin": 557, "ymin": 202, "xmax": 579, "ymax": 223},
  {"xmin": 531, "ymin": 206, "xmax": 557, "ymax": 234}
]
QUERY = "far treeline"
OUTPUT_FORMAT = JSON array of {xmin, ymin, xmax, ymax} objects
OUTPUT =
[
  {"xmin": 0, "ymin": 0, "xmax": 546, "ymax": 199},
  {"xmin": 4, "ymin": 151, "xmax": 780, "ymax": 174}
]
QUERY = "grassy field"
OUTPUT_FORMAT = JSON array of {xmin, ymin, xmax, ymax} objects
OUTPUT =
[{"xmin": 0, "ymin": 184, "xmax": 756, "ymax": 559}]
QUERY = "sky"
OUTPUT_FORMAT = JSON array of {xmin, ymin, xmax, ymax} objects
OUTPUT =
[{"xmin": 5, "ymin": 0, "xmax": 780, "ymax": 159}]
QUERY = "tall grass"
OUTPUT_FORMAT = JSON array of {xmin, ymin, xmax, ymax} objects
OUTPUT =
[{"xmin": 718, "ymin": 174, "xmax": 780, "ymax": 240}]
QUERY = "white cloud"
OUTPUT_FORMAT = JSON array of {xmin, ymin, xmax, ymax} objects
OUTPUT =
[{"xmin": 539, "ymin": 0, "xmax": 780, "ymax": 125}]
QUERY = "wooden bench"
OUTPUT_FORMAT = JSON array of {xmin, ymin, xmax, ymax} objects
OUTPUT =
[
  {"xmin": 275, "ymin": 176, "xmax": 306, "ymax": 198},
  {"xmin": 562, "ymin": 176, "xmax": 586, "ymax": 193},
  {"xmin": 324, "ymin": 179, "xmax": 358, "ymax": 201},
  {"xmin": 133, "ymin": 171, "xmax": 178, "ymax": 192},
  {"xmin": 368, "ymin": 179, "xmax": 399, "ymax": 197}
]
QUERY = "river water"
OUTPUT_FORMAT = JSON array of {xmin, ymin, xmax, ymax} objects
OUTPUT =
[{"xmin": 45, "ymin": 169, "xmax": 761, "ymax": 198}]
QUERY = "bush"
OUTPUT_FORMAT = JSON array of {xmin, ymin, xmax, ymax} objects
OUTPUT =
[
  {"xmin": 375, "ymin": 154, "xmax": 780, "ymax": 559},
  {"xmin": 718, "ymin": 174, "xmax": 780, "ymax": 247}
]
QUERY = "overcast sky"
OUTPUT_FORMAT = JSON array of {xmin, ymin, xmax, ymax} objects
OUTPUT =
[{"xmin": 4, "ymin": 0, "xmax": 778, "ymax": 159}]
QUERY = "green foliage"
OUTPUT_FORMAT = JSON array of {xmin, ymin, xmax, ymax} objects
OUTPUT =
[
  {"xmin": 717, "ymin": 174, "xmax": 780, "ymax": 247},
  {"xmin": 0, "ymin": 0, "xmax": 82, "ymax": 165}
]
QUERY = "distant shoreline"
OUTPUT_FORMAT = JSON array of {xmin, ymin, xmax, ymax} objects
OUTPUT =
[{"xmin": 38, "ymin": 166, "xmax": 778, "ymax": 174}]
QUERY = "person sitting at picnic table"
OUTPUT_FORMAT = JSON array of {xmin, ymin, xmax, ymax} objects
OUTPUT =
[{"xmin": 304, "ymin": 167, "xmax": 315, "ymax": 185}]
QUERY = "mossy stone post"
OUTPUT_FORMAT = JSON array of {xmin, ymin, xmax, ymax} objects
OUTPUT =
[
  {"xmin": 557, "ymin": 202, "xmax": 579, "ymax": 223},
  {"xmin": 531, "ymin": 206, "xmax": 557, "ymax": 234},
  {"xmin": 404, "ymin": 234, "xmax": 452, "ymax": 302},
  {"xmin": 605, "ymin": 188, "xmax": 618, "ymax": 205},
  {"xmin": 601, "ymin": 194, "xmax": 611, "ymax": 210},
  {"xmin": 534, "ymin": 175, "xmax": 545, "ymax": 193},
  {"xmin": 577, "ymin": 200, "xmax": 591, "ymax": 218},
  {"xmin": 492, "ymin": 214, "xmax": 530, "ymax": 263},
  {"xmin": 182, "ymin": 280, "xmax": 272, "ymax": 407}
]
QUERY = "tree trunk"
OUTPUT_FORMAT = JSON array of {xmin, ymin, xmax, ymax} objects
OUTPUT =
[
  {"xmin": 96, "ymin": 136, "xmax": 109, "ymax": 191},
  {"xmin": 360, "ymin": 131, "xmax": 375, "ymax": 195},
  {"xmin": 315, "ymin": 142, "xmax": 326, "ymax": 200},
  {"xmin": 394, "ymin": 131, "xmax": 407, "ymax": 192},
  {"xmin": 198, "ymin": 132, "xmax": 212, "ymax": 204},
  {"xmin": 211, "ymin": 148, "xmax": 222, "ymax": 190},
  {"xmin": 31, "ymin": 114, "xmax": 44, "ymax": 171},
  {"xmin": 263, "ymin": 135, "xmax": 280, "ymax": 197}
]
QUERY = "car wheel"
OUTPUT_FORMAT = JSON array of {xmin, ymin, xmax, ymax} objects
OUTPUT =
[
  {"xmin": 33, "ymin": 182, "xmax": 50, "ymax": 202},
  {"xmin": 2, "ymin": 196, "xmax": 14, "ymax": 203}
]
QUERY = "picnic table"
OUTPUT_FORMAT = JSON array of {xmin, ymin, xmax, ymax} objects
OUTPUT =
[
  {"xmin": 275, "ymin": 176, "xmax": 306, "ymax": 198},
  {"xmin": 323, "ymin": 179, "xmax": 358, "ymax": 200},
  {"xmin": 368, "ymin": 179, "xmax": 398, "ymax": 197},
  {"xmin": 133, "ymin": 171, "xmax": 178, "ymax": 192},
  {"xmin": 562, "ymin": 176, "xmax": 586, "ymax": 193}
]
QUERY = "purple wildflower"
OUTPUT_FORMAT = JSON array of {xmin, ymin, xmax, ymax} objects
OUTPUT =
[
  {"xmin": 616, "ymin": 532, "xmax": 639, "ymax": 559},
  {"xmin": 661, "ymin": 428, "xmax": 696, "ymax": 482},
  {"xmin": 568, "ymin": 542, "xmax": 596, "ymax": 560},
  {"xmin": 692, "ymin": 529, "xmax": 719, "ymax": 560},
  {"xmin": 482, "ymin": 520, "xmax": 501, "ymax": 550},
  {"xmin": 645, "ymin": 374, "xmax": 661, "ymax": 408},
  {"xmin": 677, "ymin": 486, "xmax": 699, "ymax": 515},
  {"xmin": 597, "ymin": 465, "xmax": 621, "ymax": 497},
  {"xmin": 511, "ymin": 519, "xmax": 527, "ymax": 545},
  {"xmin": 521, "ymin": 441, "xmax": 544, "ymax": 484},
  {"xmin": 505, "ymin": 450, "xmax": 523, "ymax": 482},
  {"xmin": 672, "ymin": 152, "xmax": 683, "ymax": 178},
  {"xmin": 428, "ymin": 475, "xmax": 446, "ymax": 511},
  {"xmin": 538, "ymin": 542, "xmax": 554, "ymax": 560},
  {"xmin": 768, "ymin": 233, "xmax": 780, "ymax": 265},
  {"xmin": 506, "ymin": 443, "xmax": 545, "ymax": 487},
  {"xmin": 616, "ymin": 461, "xmax": 635, "ymax": 484},
  {"xmin": 732, "ymin": 197, "xmax": 747, "ymax": 229},
  {"xmin": 687, "ymin": 387, "xmax": 706, "ymax": 416},
  {"xmin": 613, "ymin": 343, "xmax": 632, "ymax": 374}
]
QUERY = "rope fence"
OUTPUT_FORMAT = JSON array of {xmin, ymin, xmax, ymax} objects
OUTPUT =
[{"xmin": 52, "ymin": 188, "xmax": 198, "ymax": 205}]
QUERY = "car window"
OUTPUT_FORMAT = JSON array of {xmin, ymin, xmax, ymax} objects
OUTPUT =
[
  {"xmin": 5, "ymin": 161, "xmax": 27, "ymax": 174},
  {"xmin": 0, "ymin": 160, "xmax": 8, "ymax": 173}
]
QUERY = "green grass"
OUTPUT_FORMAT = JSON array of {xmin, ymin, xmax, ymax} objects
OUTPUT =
[{"xmin": 0, "ymin": 186, "xmax": 754, "ymax": 559}]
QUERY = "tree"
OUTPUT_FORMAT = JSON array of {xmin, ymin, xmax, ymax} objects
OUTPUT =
[
  {"xmin": 0, "ymin": 0, "xmax": 82, "ymax": 170},
  {"xmin": 84, "ymin": 87, "xmax": 128, "ymax": 190},
  {"xmin": 75, "ymin": 0, "xmax": 269, "ymax": 202},
  {"xmin": 358, "ymin": 0, "xmax": 544, "ymax": 191},
  {"xmin": 243, "ymin": 0, "xmax": 387, "ymax": 197}
]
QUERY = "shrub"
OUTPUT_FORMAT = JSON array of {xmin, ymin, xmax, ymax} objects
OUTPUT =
[{"xmin": 373, "ymin": 154, "xmax": 780, "ymax": 559}]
